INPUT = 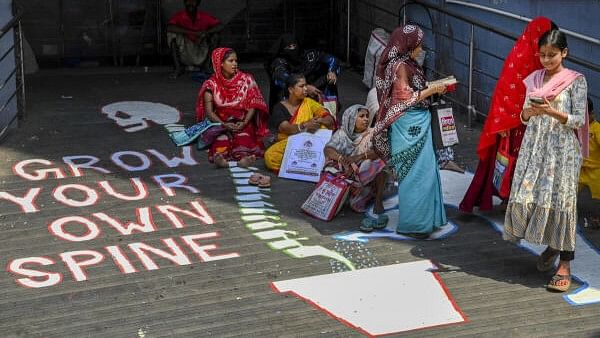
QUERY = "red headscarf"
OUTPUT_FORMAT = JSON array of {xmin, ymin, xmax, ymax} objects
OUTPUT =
[
  {"xmin": 477, "ymin": 17, "xmax": 553, "ymax": 159},
  {"xmin": 195, "ymin": 47, "xmax": 269, "ymax": 137},
  {"xmin": 372, "ymin": 24, "xmax": 425, "ymax": 161}
]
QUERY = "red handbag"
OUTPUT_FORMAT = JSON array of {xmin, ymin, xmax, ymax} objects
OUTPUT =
[
  {"xmin": 301, "ymin": 173, "xmax": 350, "ymax": 221},
  {"xmin": 492, "ymin": 136, "xmax": 516, "ymax": 199}
]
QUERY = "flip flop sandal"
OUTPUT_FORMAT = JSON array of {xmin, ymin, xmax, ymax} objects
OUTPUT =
[
  {"xmin": 372, "ymin": 214, "xmax": 389, "ymax": 230},
  {"xmin": 536, "ymin": 248, "xmax": 560, "ymax": 272},
  {"xmin": 359, "ymin": 218, "xmax": 375, "ymax": 233},
  {"xmin": 257, "ymin": 175, "xmax": 271, "ymax": 188},
  {"xmin": 248, "ymin": 173, "xmax": 261, "ymax": 186},
  {"xmin": 546, "ymin": 274, "xmax": 571, "ymax": 292},
  {"xmin": 396, "ymin": 230, "xmax": 430, "ymax": 240}
]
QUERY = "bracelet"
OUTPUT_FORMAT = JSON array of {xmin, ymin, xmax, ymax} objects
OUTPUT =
[
  {"xmin": 298, "ymin": 123, "xmax": 305, "ymax": 132},
  {"xmin": 364, "ymin": 153, "xmax": 368, "ymax": 160}
]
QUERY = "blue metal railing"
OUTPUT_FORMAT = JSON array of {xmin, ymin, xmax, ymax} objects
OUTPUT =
[{"xmin": 0, "ymin": 6, "xmax": 24, "ymax": 142}]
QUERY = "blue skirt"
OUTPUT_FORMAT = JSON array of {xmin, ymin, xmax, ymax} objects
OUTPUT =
[{"xmin": 389, "ymin": 108, "xmax": 447, "ymax": 234}]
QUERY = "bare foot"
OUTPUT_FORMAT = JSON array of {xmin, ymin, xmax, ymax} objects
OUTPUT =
[
  {"xmin": 373, "ymin": 202, "xmax": 384, "ymax": 215},
  {"xmin": 237, "ymin": 155, "xmax": 256, "ymax": 168},
  {"xmin": 555, "ymin": 260, "xmax": 571, "ymax": 278},
  {"xmin": 214, "ymin": 154, "xmax": 229, "ymax": 168}
]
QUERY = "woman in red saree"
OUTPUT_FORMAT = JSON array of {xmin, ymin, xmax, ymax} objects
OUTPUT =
[
  {"xmin": 459, "ymin": 17, "xmax": 556, "ymax": 213},
  {"xmin": 196, "ymin": 47, "xmax": 269, "ymax": 168}
]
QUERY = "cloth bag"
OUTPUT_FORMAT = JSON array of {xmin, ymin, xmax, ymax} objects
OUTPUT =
[
  {"xmin": 430, "ymin": 100, "xmax": 459, "ymax": 149},
  {"xmin": 168, "ymin": 119, "xmax": 225, "ymax": 150},
  {"xmin": 301, "ymin": 172, "xmax": 350, "ymax": 221},
  {"xmin": 362, "ymin": 28, "xmax": 390, "ymax": 88},
  {"xmin": 492, "ymin": 136, "xmax": 515, "ymax": 198}
]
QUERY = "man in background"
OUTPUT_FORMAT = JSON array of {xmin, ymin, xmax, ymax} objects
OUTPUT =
[{"xmin": 167, "ymin": 0, "xmax": 223, "ymax": 78}]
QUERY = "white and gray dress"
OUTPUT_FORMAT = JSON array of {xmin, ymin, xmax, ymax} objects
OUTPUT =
[{"xmin": 504, "ymin": 75, "xmax": 587, "ymax": 251}]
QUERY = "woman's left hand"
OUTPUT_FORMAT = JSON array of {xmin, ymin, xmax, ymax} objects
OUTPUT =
[
  {"xmin": 530, "ymin": 98, "xmax": 555, "ymax": 116},
  {"xmin": 327, "ymin": 71, "xmax": 337, "ymax": 85}
]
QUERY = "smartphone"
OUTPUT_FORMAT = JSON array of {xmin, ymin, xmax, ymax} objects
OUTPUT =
[{"xmin": 529, "ymin": 96, "xmax": 545, "ymax": 104}]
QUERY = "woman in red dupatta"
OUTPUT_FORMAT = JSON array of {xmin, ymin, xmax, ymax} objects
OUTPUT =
[
  {"xmin": 459, "ymin": 17, "xmax": 555, "ymax": 213},
  {"xmin": 196, "ymin": 47, "xmax": 269, "ymax": 168}
]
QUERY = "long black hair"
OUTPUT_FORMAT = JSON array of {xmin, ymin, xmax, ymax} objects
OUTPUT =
[{"xmin": 538, "ymin": 29, "xmax": 568, "ymax": 50}]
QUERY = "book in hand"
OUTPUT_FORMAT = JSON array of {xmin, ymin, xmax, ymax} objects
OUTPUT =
[{"xmin": 426, "ymin": 76, "xmax": 458, "ymax": 92}]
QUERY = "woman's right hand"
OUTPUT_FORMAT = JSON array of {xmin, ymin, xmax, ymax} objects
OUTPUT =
[
  {"xmin": 304, "ymin": 119, "xmax": 320, "ymax": 133},
  {"xmin": 306, "ymin": 85, "xmax": 321, "ymax": 98}
]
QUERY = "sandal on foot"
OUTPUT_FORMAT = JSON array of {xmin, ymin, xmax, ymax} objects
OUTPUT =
[
  {"xmin": 546, "ymin": 274, "xmax": 571, "ymax": 292},
  {"xmin": 396, "ymin": 230, "xmax": 430, "ymax": 240},
  {"xmin": 257, "ymin": 175, "xmax": 271, "ymax": 188},
  {"xmin": 372, "ymin": 214, "xmax": 389, "ymax": 230},
  {"xmin": 536, "ymin": 248, "xmax": 559, "ymax": 272},
  {"xmin": 248, "ymin": 173, "xmax": 262, "ymax": 186},
  {"xmin": 359, "ymin": 218, "xmax": 375, "ymax": 233}
]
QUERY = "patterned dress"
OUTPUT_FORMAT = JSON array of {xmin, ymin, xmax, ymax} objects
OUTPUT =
[{"xmin": 504, "ymin": 76, "xmax": 588, "ymax": 251}]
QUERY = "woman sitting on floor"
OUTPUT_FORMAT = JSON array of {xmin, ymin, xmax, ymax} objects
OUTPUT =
[
  {"xmin": 323, "ymin": 104, "xmax": 388, "ymax": 231},
  {"xmin": 264, "ymin": 73, "xmax": 335, "ymax": 172},
  {"xmin": 169, "ymin": 47, "xmax": 269, "ymax": 168}
]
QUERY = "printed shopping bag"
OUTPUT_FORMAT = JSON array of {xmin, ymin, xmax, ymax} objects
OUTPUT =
[
  {"xmin": 301, "ymin": 173, "xmax": 350, "ymax": 221},
  {"xmin": 492, "ymin": 136, "xmax": 515, "ymax": 199}
]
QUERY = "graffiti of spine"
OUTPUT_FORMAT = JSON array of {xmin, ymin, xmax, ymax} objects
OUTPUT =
[
  {"xmin": 3, "ymin": 146, "xmax": 239, "ymax": 288},
  {"xmin": 227, "ymin": 163, "xmax": 356, "ymax": 271}
]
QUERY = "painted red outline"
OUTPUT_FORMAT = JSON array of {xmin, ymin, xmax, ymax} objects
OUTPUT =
[
  {"xmin": 98, "ymin": 177, "xmax": 149, "ymax": 201},
  {"xmin": 12, "ymin": 159, "xmax": 67, "ymax": 181},
  {"xmin": 146, "ymin": 147, "xmax": 198, "ymax": 168},
  {"xmin": 110, "ymin": 150, "xmax": 153, "ymax": 172},
  {"xmin": 6, "ymin": 256, "xmax": 63, "ymax": 289},
  {"xmin": 60, "ymin": 250, "xmax": 106, "ymax": 282},
  {"xmin": 62, "ymin": 154, "xmax": 112, "ymax": 177},
  {"xmin": 52, "ymin": 183, "xmax": 99, "ymax": 208},
  {"xmin": 104, "ymin": 245, "xmax": 138, "ymax": 274},
  {"xmin": 0, "ymin": 187, "xmax": 42, "ymax": 213},
  {"xmin": 127, "ymin": 238, "xmax": 192, "ymax": 271},
  {"xmin": 92, "ymin": 208, "xmax": 157, "ymax": 235},
  {"xmin": 152, "ymin": 173, "xmax": 199, "ymax": 197},
  {"xmin": 156, "ymin": 199, "xmax": 215, "ymax": 228},
  {"xmin": 181, "ymin": 232, "xmax": 240, "ymax": 262},
  {"xmin": 48, "ymin": 216, "xmax": 103, "ymax": 242},
  {"xmin": 270, "ymin": 261, "xmax": 469, "ymax": 337}
]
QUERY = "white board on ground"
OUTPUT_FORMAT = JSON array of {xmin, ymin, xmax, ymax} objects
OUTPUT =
[{"xmin": 272, "ymin": 260, "xmax": 466, "ymax": 336}]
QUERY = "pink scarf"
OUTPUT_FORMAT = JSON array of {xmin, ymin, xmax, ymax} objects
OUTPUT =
[{"xmin": 523, "ymin": 68, "xmax": 589, "ymax": 158}]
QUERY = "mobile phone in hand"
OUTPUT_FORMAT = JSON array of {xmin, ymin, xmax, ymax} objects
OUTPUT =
[{"xmin": 529, "ymin": 96, "xmax": 545, "ymax": 104}]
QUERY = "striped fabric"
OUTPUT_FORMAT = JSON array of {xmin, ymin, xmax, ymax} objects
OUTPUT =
[{"xmin": 504, "ymin": 202, "xmax": 577, "ymax": 251}]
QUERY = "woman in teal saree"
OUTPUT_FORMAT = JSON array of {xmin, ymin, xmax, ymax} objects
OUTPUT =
[{"xmin": 372, "ymin": 24, "xmax": 449, "ymax": 239}]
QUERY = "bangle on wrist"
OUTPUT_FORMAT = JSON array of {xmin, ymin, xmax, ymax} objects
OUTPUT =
[{"xmin": 364, "ymin": 153, "xmax": 368, "ymax": 160}]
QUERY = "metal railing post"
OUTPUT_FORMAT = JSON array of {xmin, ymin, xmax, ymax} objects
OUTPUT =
[
  {"xmin": 16, "ymin": 20, "xmax": 25, "ymax": 121},
  {"xmin": 346, "ymin": 0, "xmax": 350, "ymax": 63},
  {"xmin": 467, "ymin": 24, "xmax": 474, "ymax": 130}
]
